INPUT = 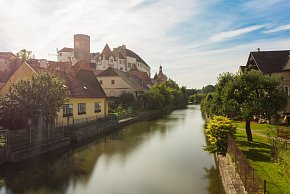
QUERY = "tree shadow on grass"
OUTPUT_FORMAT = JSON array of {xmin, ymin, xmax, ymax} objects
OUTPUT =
[{"xmin": 236, "ymin": 140, "xmax": 272, "ymax": 162}]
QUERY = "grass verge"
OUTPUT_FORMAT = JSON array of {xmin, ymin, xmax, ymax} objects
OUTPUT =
[{"xmin": 234, "ymin": 122, "xmax": 290, "ymax": 194}]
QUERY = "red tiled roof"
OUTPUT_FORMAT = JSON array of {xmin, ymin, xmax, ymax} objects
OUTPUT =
[
  {"xmin": 97, "ymin": 67, "xmax": 149, "ymax": 91},
  {"xmin": 129, "ymin": 64, "xmax": 151, "ymax": 84},
  {"xmin": 101, "ymin": 44, "xmax": 114, "ymax": 60},
  {"xmin": 58, "ymin": 47, "xmax": 74, "ymax": 52},
  {"xmin": 0, "ymin": 52, "xmax": 17, "ymax": 61},
  {"xmin": 0, "ymin": 82, "xmax": 5, "ymax": 89},
  {"xmin": 29, "ymin": 63, "xmax": 107, "ymax": 98}
]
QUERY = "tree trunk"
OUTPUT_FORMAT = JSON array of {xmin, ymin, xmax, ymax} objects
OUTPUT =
[{"xmin": 245, "ymin": 119, "xmax": 253, "ymax": 141}]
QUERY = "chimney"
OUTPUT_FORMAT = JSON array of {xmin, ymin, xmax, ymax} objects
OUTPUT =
[
  {"xmin": 121, "ymin": 44, "xmax": 126, "ymax": 49},
  {"xmin": 39, "ymin": 59, "xmax": 47, "ymax": 68},
  {"xmin": 257, "ymin": 48, "xmax": 261, "ymax": 52}
]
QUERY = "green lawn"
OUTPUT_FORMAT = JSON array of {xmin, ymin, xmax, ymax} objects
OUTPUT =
[{"xmin": 234, "ymin": 122, "xmax": 290, "ymax": 194}]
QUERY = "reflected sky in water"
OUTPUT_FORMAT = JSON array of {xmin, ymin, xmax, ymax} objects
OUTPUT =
[{"xmin": 0, "ymin": 105, "xmax": 224, "ymax": 194}]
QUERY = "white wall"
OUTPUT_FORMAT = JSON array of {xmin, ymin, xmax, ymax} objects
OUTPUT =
[{"xmin": 58, "ymin": 51, "xmax": 73, "ymax": 62}]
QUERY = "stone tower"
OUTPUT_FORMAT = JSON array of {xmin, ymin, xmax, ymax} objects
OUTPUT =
[{"xmin": 74, "ymin": 34, "xmax": 90, "ymax": 62}]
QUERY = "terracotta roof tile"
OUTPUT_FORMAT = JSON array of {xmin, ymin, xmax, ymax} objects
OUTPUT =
[
  {"xmin": 101, "ymin": 44, "xmax": 114, "ymax": 60},
  {"xmin": 97, "ymin": 67, "xmax": 149, "ymax": 91},
  {"xmin": 30, "ymin": 63, "xmax": 106, "ymax": 98},
  {"xmin": 58, "ymin": 47, "xmax": 74, "ymax": 52}
]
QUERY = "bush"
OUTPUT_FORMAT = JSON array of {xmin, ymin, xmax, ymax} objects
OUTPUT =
[{"xmin": 204, "ymin": 115, "xmax": 237, "ymax": 155}]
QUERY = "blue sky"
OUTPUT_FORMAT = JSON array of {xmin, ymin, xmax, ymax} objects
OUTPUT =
[{"xmin": 1, "ymin": 0, "xmax": 290, "ymax": 88}]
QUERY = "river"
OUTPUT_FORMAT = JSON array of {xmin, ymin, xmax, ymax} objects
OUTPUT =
[{"xmin": 0, "ymin": 105, "xmax": 224, "ymax": 194}]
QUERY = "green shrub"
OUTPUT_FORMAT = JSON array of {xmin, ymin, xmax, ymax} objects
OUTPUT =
[{"xmin": 204, "ymin": 115, "xmax": 237, "ymax": 155}]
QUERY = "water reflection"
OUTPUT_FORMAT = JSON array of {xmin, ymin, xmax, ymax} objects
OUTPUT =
[{"xmin": 0, "ymin": 105, "xmax": 224, "ymax": 194}]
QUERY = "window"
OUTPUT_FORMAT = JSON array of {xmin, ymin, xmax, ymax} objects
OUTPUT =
[
  {"xmin": 95, "ymin": 102, "xmax": 101, "ymax": 113},
  {"xmin": 99, "ymin": 80, "xmax": 103, "ymax": 85},
  {"xmin": 63, "ymin": 104, "xmax": 73, "ymax": 117},
  {"xmin": 59, "ymin": 53, "xmax": 62, "ymax": 56},
  {"xmin": 121, "ymin": 90, "xmax": 126, "ymax": 94},
  {"xmin": 110, "ymin": 58, "xmax": 113, "ymax": 62},
  {"xmin": 119, "ymin": 60, "xmax": 121, "ymax": 64},
  {"xmin": 128, "ymin": 63, "xmax": 131, "ymax": 68},
  {"xmin": 120, "ymin": 67, "xmax": 123, "ymax": 71},
  {"xmin": 78, "ymin": 103, "xmax": 86, "ymax": 115},
  {"xmin": 111, "ymin": 80, "xmax": 115, "ymax": 85},
  {"xmin": 110, "ymin": 91, "xmax": 115, "ymax": 97}
]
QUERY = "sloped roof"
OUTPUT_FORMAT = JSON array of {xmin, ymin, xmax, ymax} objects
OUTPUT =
[
  {"xmin": 125, "ymin": 49, "xmax": 149, "ymax": 67},
  {"xmin": 246, "ymin": 50, "xmax": 290, "ymax": 73},
  {"xmin": 47, "ymin": 61, "xmax": 72, "ymax": 72},
  {"xmin": 118, "ymin": 52, "xmax": 125, "ymax": 59},
  {"xmin": 129, "ymin": 64, "xmax": 151, "ymax": 84},
  {"xmin": 97, "ymin": 67, "xmax": 149, "ymax": 91},
  {"xmin": 101, "ymin": 44, "xmax": 114, "ymax": 60},
  {"xmin": 239, "ymin": 66, "xmax": 246, "ymax": 73},
  {"xmin": 91, "ymin": 52, "xmax": 100, "ymax": 58},
  {"xmin": 30, "ymin": 64, "xmax": 107, "ymax": 98},
  {"xmin": 0, "ymin": 52, "xmax": 16, "ymax": 59},
  {"xmin": 0, "ymin": 82, "xmax": 4, "ymax": 89},
  {"xmin": 58, "ymin": 47, "xmax": 74, "ymax": 52}
]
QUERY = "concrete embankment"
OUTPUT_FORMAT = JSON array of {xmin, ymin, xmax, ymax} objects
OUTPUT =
[
  {"xmin": 66, "ymin": 111, "xmax": 163, "ymax": 145},
  {"xmin": 0, "ymin": 110, "xmax": 163, "ymax": 164},
  {"xmin": 214, "ymin": 154, "xmax": 246, "ymax": 194},
  {"xmin": 0, "ymin": 137, "xmax": 70, "ymax": 164}
]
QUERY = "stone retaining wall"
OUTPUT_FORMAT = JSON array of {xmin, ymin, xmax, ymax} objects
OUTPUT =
[
  {"xmin": 214, "ymin": 154, "xmax": 246, "ymax": 194},
  {"xmin": 1, "ymin": 137, "xmax": 70, "ymax": 164}
]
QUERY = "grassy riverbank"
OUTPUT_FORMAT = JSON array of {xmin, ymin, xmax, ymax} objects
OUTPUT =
[{"xmin": 234, "ymin": 122, "xmax": 290, "ymax": 194}]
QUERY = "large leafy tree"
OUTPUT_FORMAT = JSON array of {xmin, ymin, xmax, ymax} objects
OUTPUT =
[
  {"xmin": 202, "ymin": 70, "xmax": 287, "ymax": 141},
  {"xmin": 1, "ymin": 71, "xmax": 68, "ymax": 130},
  {"xmin": 16, "ymin": 49, "xmax": 34, "ymax": 62}
]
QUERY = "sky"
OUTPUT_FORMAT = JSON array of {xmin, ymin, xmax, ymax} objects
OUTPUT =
[{"xmin": 1, "ymin": 0, "xmax": 290, "ymax": 88}]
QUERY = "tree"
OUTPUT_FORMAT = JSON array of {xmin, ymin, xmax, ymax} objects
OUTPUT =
[
  {"xmin": 201, "ymin": 70, "xmax": 287, "ymax": 141},
  {"xmin": 2, "ymin": 71, "xmax": 68, "ymax": 131},
  {"xmin": 141, "ymin": 79, "xmax": 187, "ymax": 111},
  {"xmin": 16, "ymin": 49, "xmax": 34, "ymax": 62},
  {"xmin": 119, "ymin": 93, "xmax": 135, "ymax": 105},
  {"xmin": 204, "ymin": 115, "xmax": 237, "ymax": 155},
  {"xmin": 201, "ymin": 85, "xmax": 215, "ymax": 94},
  {"xmin": 234, "ymin": 70, "xmax": 287, "ymax": 141}
]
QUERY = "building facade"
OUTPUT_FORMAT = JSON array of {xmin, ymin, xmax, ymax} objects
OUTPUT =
[
  {"xmin": 244, "ymin": 50, "xmax": 290, "ymax": 122},
  {"xmin": 57, "ymin": 35, "xmax": 151, "ymax": 77},
  {"xmin": 0, "ymin": 62, "xmax": 108, "ymax": 128}
]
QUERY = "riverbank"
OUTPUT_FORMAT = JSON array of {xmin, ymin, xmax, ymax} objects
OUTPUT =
[
  {"xmin": 0, "ymin": 105, "xmax": 225, "ymax": 194},
  {"xmin": 0, "ymin": 110, "xmax": 164, "ymax": 164}
]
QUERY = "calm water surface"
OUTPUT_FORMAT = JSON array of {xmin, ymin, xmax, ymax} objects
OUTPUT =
[{"xmin": 0, "ymin": 105, "xmax": 224, "ymax": 194}]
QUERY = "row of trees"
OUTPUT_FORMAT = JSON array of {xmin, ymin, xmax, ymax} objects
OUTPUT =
[
  {"xmin": 189, "ymin": 85, "xmax": 215, "ymax": 104},
  {"xmin": 201, "ymin": 70, "xmax": 288, "ymax": 141},
  {"xmin": 142, "ymin": 79, "xmax": 188, "ymax": 112}
]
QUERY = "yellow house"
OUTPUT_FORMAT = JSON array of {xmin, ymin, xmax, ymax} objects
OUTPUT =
[{"xmin": 0, "ymin": 61, "xmax": 108, "ymax": 127}]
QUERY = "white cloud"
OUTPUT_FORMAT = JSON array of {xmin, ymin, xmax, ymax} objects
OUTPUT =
[
  {"xmin": 209, "ymin": 25, "xmax": 265, "ymax": 42},
  {"xmin": 263, "ymin": 23, "xmax": 290, "ymax": 33},
  {"xmin": 0, "ymin": 0, "xmax": 290, "ymax": 88},
  {"xmin": 243, "ymin": 0, "xmax": 283, "ymax": 10}
]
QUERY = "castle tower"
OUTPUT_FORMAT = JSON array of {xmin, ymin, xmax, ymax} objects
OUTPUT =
[{"xmin": 74, "ymin": 34, "xmax": 90, "ymax": 62}]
